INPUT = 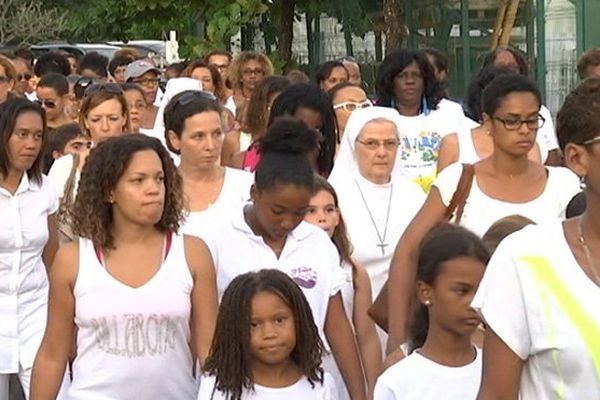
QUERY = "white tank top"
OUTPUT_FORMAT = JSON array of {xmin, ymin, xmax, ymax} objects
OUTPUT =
[
  {"xmin": 68, "ymin": 234, "xmax": 197, "ymax": 400},
  {"xmin": 456, "ymin": 128, "xmax": 480, "ymax": 164}
]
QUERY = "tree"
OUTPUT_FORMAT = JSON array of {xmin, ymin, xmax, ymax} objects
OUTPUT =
[
  {"xmin": 383, "ymin": 0, "xmax": 406, "ymax": 54},
  {"xmin": 0, "ymin": 0, "xmax": 68, "ymax": 46}
]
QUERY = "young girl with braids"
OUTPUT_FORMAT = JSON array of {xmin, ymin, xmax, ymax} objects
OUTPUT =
[
  {"xmin": 374, "ymin": 224, "xmax": 489, "ymax": 399},
  {"xmin": 304, "ymin": 176, "xmax": 381, "ymax": 398},
  {"xmin": 198, "ymin": 269, "xmax": 337, "ymax": 399}
]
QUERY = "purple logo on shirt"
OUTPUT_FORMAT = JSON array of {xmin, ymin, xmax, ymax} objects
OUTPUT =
[{"xmin": 289, "ymin": 267, "xmax": 317, "ymax": 289}]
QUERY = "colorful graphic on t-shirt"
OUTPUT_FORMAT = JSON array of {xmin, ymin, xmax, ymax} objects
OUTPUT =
[
  {"xmin": 399, "ymin": 130, "xmax": 442, "ymax": 192},
  {"xmin": 289, "ymin": 266, "xmax": 317, "ymax": 289}
]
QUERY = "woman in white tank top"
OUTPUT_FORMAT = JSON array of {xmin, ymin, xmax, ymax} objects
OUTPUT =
[{"xmin": 30, "ymin": 134, "xmax": 218, "ymax": 399}]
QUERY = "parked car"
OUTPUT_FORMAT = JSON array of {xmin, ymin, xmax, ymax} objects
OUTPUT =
[{"xmin": 31, "ymin": 42, "xmax": 121, "ymax": 60}]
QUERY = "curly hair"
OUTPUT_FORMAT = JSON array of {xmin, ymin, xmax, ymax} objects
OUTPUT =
[
  {"xmin": 70, "ymin": 134, "xmax": 184, "ymax": 250},
  {"xmin": 241, "ymin": 75, "xmax": 290, "ymax": 140},
  {"xmin": 376, "ymin": 49, "xmax": 442, "ymax": 111},
  {"xmin": 557, "ymin": 77, "xmax": 600, "ymax": 150},
  {"xmin": 182, "ymin": 59, "xmax": 227, "ymax": 103},
  {"xmin": 228, "ymin": 51, "xmax": 273, "ymax": 91},
  {"xmin": 204, "ymin": 269, "xmax": 325, "ymax": 400}
]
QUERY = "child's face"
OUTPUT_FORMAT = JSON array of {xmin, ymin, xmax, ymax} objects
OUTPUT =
[
  {"xmin": 249, "ymin": 290, "xmax": 296, "ymax": 368},
  {"xmin": 418, "ymin": 256, "xmax": 485, "ymax": 338},
  {"xmin": 58, "ymin": 136, "xmax": 90, "ymax": 159},
  {"xmin": 304, "ymin": 190, "xmax": 339, "ymax": 237}
]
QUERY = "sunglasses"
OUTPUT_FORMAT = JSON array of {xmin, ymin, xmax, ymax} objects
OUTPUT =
[
  {"xmin": 84, "ymin": 83, "xmax": 123, "ymax": 98},
  {"xmin": 74, "ymin": 77, "xmax": 101, "ymax": 99},
  {"xmin": 17, "ymin": 73, "xmax": 32, "ymax": 81},
  {"xmin": 35, "ymin": 99, "xmax": 57, "ymax": 109},
  {"xmin": 333, "ymin": 99, "xmax": 373, "ymax": 112},
  {"xmin": 174, "ymin": 90, "xmax": 218, "ymax": 108}
]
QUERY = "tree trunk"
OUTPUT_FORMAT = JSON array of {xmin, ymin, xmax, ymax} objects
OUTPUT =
[
  {"xmin": 383, "ymin": 0, "xmax": 404, "ymax": 54},
  {"xmin": 490, "ymin": 0, "xmax": 509, "ymax": 49},
  {"xmin": 499, "ymin": 0, "xmax": 521, "ymax": 46},
  {"xmin": 277, "ymin": 0, "xmax": 296, "ymax": 64}
]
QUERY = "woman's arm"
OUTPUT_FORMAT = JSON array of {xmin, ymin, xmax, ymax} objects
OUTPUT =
[
  {"xmin": 31, "ymin": 243, "xmax": 78, "ymax": 400},
  {"xmin": 436, "ymin": 133, "xmax": 459, "ymax": 173},
  {"xmin": 352, "ymin": 264, "xmax": 382, "ymax": 396},
  {"xmin": 477, "ymin": 327, "xmax": 523, "ymax": 400},
  {"xmin": 184, "ymin": 235, "xmax": 218, "ymax": 367},
  {"xmin": 221, "ymin": 130, "xmax": 240, "ymax": 167},
  {"xmin": 386, "ymin": 188, "xmax": 448, "ymax": 354},
  {"xmin": 228, "ymin": 151, "xmax": 246, "ymax": 170},
  {"xmin": 325, "ymin": 293, "xmax": 367, "ymax": 400},
  {"xmin": 42, "ymin": 213, "xmax": 59, "ymax": 271}
]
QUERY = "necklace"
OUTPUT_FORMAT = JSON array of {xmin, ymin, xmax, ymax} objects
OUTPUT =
[
  {"xmin": 354, "ymin": 179, "xmax": 393, "ymax": 256},
  {"xmin": 577, "ymin": 217, "xmax": 600, "ymax": 285}
]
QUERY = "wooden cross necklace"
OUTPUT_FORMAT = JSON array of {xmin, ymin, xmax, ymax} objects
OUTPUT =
[{"xmin": 354, "ymin": 179, "xmax": 394, "ymax": 256}]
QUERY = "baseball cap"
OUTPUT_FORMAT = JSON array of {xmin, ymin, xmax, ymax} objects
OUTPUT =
[{"xmin": 124, "ymin": 60, "xmax": 160, "ymax": 82}]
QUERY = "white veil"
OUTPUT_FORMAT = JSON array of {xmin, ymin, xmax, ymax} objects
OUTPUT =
[{"xmin": 328, "ymin": 106, "xmax": 406, "ymax": 186}]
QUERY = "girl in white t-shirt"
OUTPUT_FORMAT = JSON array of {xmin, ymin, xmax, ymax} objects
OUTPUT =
[
  {"xmin": 385, "ymin": 74, "xmax": 580, "ymax": 353},
  {"xmin": 304, "ymin": 176, "xmax": 381, "ymax": 397},
  {"xmin": 199, "ymin": 269, "xmax": 337, "ymax": 400},
  {"xmin": 375, "ymin": 224, "xmax": 489, "ymax": 400},
  {"xmin": 30, "ymin": 134, "xmax": 218, "ymax": 399},
  {"xmin": 474, "ymin": 74, "xmax": 600, "ymax": 399}
]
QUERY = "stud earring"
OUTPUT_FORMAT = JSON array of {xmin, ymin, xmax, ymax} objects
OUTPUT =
[{"xmin": 424, "ymin": 300, "xmax": 431, "ymax": 306}]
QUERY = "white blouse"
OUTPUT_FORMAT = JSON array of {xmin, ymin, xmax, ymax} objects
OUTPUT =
[{"xmin": 0, "ymin": 174, "xmax": 58, "ymax": 373}]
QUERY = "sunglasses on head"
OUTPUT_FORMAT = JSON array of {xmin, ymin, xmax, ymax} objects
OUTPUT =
[
  {"xmin": 175, "ymin": 90, "xmax": 218, "ymax": 108},
  {"xmin": 35, "ymin": 99, "xmax": 57, "ymax": 109},
  {"xmin": 74, "ymin": 77, "xmax": 101, "ymax": 99},
  {"xmin": 84, "ymin": 83, "xmax": 123, "ymax": 98}
]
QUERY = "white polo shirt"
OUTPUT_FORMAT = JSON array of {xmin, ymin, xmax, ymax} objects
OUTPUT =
[
  {"xmin": 198, "ymin": 204, "xmax": 346, "ymax": 342},
  {"xmin": 0, "ymin": 174, "xmax": 58, "ymax": 373}
]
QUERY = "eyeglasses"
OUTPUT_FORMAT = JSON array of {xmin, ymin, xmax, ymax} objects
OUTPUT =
[
  {"xmin": 582, "ymin": 135, "xmax": 600, "ymax": 146},
  {"xmin": 84, "ymin": 83, "xmax": 123, "ymax": 98},
  {"xmin": 0, "ymin": 76, "xmax": 11, "ymax": 83},
  {"xmin": 17, "ymin": 73, "xmax": 32, "ymax": 81},
  {"xmin": 211, "ymin": 63, "xmax": 229, "ymax": 72},
  {"xmin": 35, "ymin": 99, "xmax": 57, "ymax": 109},
  {"xmin": 492, "ymin": 114, "xmax": 545, "ymax": 131},
  {"xmin": 355, "ymin": 138, "xmax": 400, "ymax": 151},
  {"xmin": 242, "ymin": 68, "xmax": 264, "ymax": 77},
  {"xmin": 333, "ymin": 99, "xmax": 373, "ymax": 112},
  {"xmin": 132, "ymin": 77, "xmax": 160, "ymax": 87}
]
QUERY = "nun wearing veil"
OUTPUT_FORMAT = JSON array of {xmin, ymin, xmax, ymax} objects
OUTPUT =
[{"xmin": 329, "ymin": 107, "xmax": 426, "ymax": 303}]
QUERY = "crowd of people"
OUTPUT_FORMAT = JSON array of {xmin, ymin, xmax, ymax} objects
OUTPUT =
[{"xmin": 1, "ymin": 42, "xmax": 600, "ymax": 400}]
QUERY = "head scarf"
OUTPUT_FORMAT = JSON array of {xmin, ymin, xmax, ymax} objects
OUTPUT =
[{"xmin": 328, "ymin": 106, "xmax": 405, "ymax": 186}]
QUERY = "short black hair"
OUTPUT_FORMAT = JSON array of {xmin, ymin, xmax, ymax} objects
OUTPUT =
[
  {"xmin": 34, "ymin": 52, "xmax": 71, "ymax": 77},
  {"xmin": 557, "ymin": 77, "xmax": 600, "ymax": 150},
  {"xmin": 163, "ymin": 90, "xmax": 222, "ymax": 154},
  {"xmin": 315, "ymin": 61, "xmax": 348, "ymax": 85},
  {"xmin": 464, "ymin": 66, "xmax": 517, "ymax": 122},
  {"xmin": 0, "ymin": 97, "xmax": 47, "ymax": 184},
  {"xmin": 376, "ymin": 48, "xmax": 443, "ymax": 110},
  {"xmin": 482, "ymin": 46, "xmax": 529, "ymax": 76},
  {"xmin": 38, "ymin": 72, "xmax": 69, "ymax": 96},
  {"xmin": 268, "ymin": 83, "xmax": 336, "ymax": 176},
  {"xmin": 481, "ymin": 74, "xmax": 541, "ymax": 118},
  {"xmin": 78, "ymin": 52, "xmax": 109, "ymax": 78},
  {"xmin": 108, "ymin": 55, "xmax": 134, "ymax": 76},
  {"xmin": 422, "ymin": 48, "xmax": 449, "ymax": 74},
  {"xmin": 42, "ymin": 122, "xmax": 84, "ymax": 172},
  {"xmin": 256, "ymin": 116, "xmax": 317, "ymax": 192},
  {"xmin": 13, "ymin": 47, "xmax": 34, "ymax": 67}
]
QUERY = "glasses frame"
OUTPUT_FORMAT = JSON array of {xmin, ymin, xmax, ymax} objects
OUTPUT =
[
  {"xmin": 35, "ymin": 99, "xmax": 57, "ymax": 109},
  {"xmin": 492, "ymin": 114, "xmax": 546, "ymax": 131},
  {"xmin": 582, "ymin": 135, "xmax": 600, "ymax": 146},
  {"xmin": 355, "ymin": 137, "xmax": 400, "ymax": 151},
  {"xmin": 333, "ymin": 99, "xmax": 373, "ymax": 112}
]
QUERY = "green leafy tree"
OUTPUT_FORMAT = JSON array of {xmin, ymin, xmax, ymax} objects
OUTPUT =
[{"xmin": 0, "ymin": 0, "xmax": 68, "ymax": 46}]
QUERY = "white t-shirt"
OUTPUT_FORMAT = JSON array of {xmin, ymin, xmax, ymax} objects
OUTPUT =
[
  {"xmin": 373, "ymin": 348, "xmax": 482, "ymax": 400},
  {"xmin": 472, "ymin": 222, "xmax": 600, "ymax": 399},
  {"xmin": 48, "ymin": 153, "xmax": 79, "ymax": 199},
  {"xmin": 396, "ymin": 104, "xmax": 463, "ymax": 191},
  {"xmin": 0, "ymin": 174, "xmax": 58, "ymax": 373},
  {"xmin": 198, "ymin": 373, "xmax": 337, "ymax": 400},
  {"xmin": 198, "ymin": 205, "xmax": 346, "ymax": 343},
  {"xmin": 433, "ymin": 162, "xmax": 580, "ymax": 237},
  {"xmin": 180, "ymin": 167, "xmax": 253, "ymax": 237}
]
